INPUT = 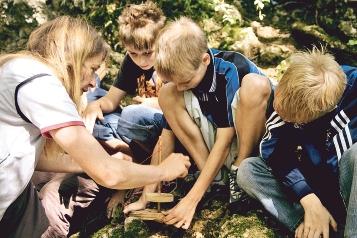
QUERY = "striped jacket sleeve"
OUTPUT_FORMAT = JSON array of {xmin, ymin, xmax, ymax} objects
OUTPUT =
[
  {"xmin": 328, "ymin": 100, "xmax": 357, "ymax": 168},
  {"xmin": 328, "ymin": 66, "xmax": 357, "ymax": 166}
]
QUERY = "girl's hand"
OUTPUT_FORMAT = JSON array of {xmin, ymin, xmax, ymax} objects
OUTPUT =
[{"xmin": 83, "ymin": 101, "xmax": 104, "ymax": 133}]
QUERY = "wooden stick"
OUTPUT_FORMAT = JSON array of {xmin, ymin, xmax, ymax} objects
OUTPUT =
[
  {"xmin": 145, "ymin": 192, "xmax": 174, "ymax": 203},
  {"xmin": 158, "ymin": 136, "xmax": 162, "ymax": 211},
  {"xmin": 129, "ymin": 209, "xmax": 164, "ymax": 223}
]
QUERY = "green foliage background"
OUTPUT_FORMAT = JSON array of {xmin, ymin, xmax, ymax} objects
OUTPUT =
[{"xmin": 1, "ymin": 0, "xmax": 355, "ymax": 63}]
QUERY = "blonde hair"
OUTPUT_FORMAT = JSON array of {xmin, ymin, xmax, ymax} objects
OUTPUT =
[
  {"xmin": 28, "ymin": 16, "xmax": 110, "ymax": 108},
  {"xmin": 0, "ymin": 16, "xmax": 110, "ymax": 157},
  {"xmin": 154, "ymin": 17, "xmax": 208, "ymax": 82},
  {"xmin": 118, "ymin": 1, "xmax": 165, "ymax": 51},
  {"xmin": 274, "ymin": 48, "xmax": 346, "ymax": 123}
]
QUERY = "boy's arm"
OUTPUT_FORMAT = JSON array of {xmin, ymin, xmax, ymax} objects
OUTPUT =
[
  {"xmin": 97, "ymin": 86, "xmax": 127, "ymax": 113},
  {"xmin": 186, "ymin": 127, "xmax": 235, "ymax": 200},
  {"xmin": 164, "ymin": 127, "xmax": 235, "ymax": 229}
]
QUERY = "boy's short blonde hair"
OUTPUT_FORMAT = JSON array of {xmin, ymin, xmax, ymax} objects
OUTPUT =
[
  {"xmin": 118, "ymin": 1, "xmax": 165, "ymax": 51},
  {"xmin": 155, "ymin": 17, "xmax": 208, "ymax": 81},
  {"xmin": 274, "ymin": 48, "xmax": 346, "ymax": 123}
]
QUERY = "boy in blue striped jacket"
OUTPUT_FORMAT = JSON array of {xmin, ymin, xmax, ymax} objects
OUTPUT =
[{"xmin": 237, "ymin": 48, "xmax": 357, "ymax": 237}]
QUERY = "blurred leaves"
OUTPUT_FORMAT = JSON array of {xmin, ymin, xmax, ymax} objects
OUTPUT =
[
  {"xmin": 0, "ymin": 0, "xmax": 39, "ymax": 53},
  {"xmin": 254, "ymin": 0, "xmax": 270, "ymax": 20}
]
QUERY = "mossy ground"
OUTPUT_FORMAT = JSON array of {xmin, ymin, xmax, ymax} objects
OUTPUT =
[{"xmin": 70, "ymin": 172, "xmax": 292, "ymax": 238}]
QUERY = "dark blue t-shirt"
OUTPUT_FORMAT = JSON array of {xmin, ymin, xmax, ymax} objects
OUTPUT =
[{"xmin": 113, "ymin": 55, "xmax": 163, "ymax": 97}]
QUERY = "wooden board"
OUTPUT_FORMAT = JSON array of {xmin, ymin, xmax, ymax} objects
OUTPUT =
[
  {"xmin": 145, "ymin": 192, "xmax": 174, "ymax": 203},
  {"xmin": 129, "ymin": 209, "xmax": 165, "ymax": 222}
]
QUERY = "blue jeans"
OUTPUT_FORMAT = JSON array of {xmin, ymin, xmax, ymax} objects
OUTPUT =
[
  {"xmin": 87, "ymin": 85, "xmax": 163, "ymax": 146},
  {"xmin": 237, "ymin": 144, "xmax": 357, "ymax": 237},
  {"xmin": 92, "ymin": 104, "xmax": 163, "ymax": 145}
]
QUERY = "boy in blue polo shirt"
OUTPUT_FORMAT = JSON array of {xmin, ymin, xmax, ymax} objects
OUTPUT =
[
  {"xmin": 124, "ymin": 17, "xmax": 273, "ymax": 229},
  {"xmin": 237, "ymin": 49, "xmax": 357, "ymax": 237}
]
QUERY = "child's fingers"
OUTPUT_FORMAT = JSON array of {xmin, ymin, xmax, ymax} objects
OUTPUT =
[
  {"xmin": 295, "ymin": 222, "xmax": 304, "ymax": 238},
  {"xmin": 174, "ymin": 220, "xmax": 185, "ymax": 228},
  {"xmin": 98, "ymin": 110, "xmax": 104, "ymax": 121},
  {"xmin": 164, "ymin": 216, "xmax": 179, "ymax": 225},
  {"xmin": 183, "ymin": 159, "xmax": 191, "ymax": 169},
  {"xmin": 83, "ymin": 118, "xmax": 94, "ymax": 133},
  {"xmin": 329, "ymin": 215, "xmax": 338, "ymax": 232},
  {"xmin": 123, "ymin": 200, "xmax": 145, "ymax": 214},
  {"xmin": 132, "ymin": 96, "xmax": 144, "ymax": 103},
  {"xmin": 162, "ymin": 208, "xmax": 172, "ymax": 215},
  {"xmin": 182, "ymin": 219, "xmax": 191, "ymax": 230}
]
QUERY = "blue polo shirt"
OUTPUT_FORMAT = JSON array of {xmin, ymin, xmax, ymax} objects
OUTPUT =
[{"xmin": 164, "ymin": 48, "xmax": 263, "ymax": 129}]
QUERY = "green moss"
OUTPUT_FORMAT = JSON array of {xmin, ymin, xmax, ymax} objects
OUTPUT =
[
  {"xmin": 90, "ymin": 224, "xmax": 124, "ymax": 238},
  {"xmin": 292, "ymin": 21, "xmax": 354, "ymax": 51},
  {"xmin": 123, "ymin": 219, "xmax": 149, "ymax": 238},
  {"xmin": 218, "ymin": 214, "xmax": 276, "ymax": 238},
  {"xmin": 111, "ymin": 206, "xmax": 125, "ymax": 225}
]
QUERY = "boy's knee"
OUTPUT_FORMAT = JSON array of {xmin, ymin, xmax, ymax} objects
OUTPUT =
[
  {"xmin": 121, "ymin": 104, "xmax": 139, "ymax": 114},
  {"xmin": 350, "ymin": 144, "xmax": 357, "ymax": 161},
  {"xmin": 158, "ymin": 82, "xmax": 183, "ymax": 109},
  {"xmin": 240, "ymin": 74, "xmax": 271, "ymax": 104},
  {"xmin": 344, "ymin": 144, "xmax": 357, "ymax": 166},
  {"xmin": 121, "ymin": 105, "xmax": 147, "ymax": 121},
  {"xmin": 236, "ymin": 157, "xmax": 260, "ymax": 189}
]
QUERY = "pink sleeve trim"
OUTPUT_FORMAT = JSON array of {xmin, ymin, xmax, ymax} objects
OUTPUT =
[{"xmin": 41, "ymin": 121, "xmax": 85, "ymax": 138}]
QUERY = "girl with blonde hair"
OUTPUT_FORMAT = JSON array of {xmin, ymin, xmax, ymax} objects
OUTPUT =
[{"xmin": 0, "ymin": 16, "xmax": 189, "ymax": 238}]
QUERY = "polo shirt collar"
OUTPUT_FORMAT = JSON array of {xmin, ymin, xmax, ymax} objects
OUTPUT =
[{"xmin": 193, "ymin": 49, "xmax": 216, "ymax": 94}]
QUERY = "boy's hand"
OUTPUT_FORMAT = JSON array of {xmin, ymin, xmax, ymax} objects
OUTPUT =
[
  {"xmin": 83, "ymin": 101, "xmax": 104, "ymax": 133},
  {"xmin": 158, "ymin": 153, "xmax": 190, "ymax": 181},
  {"xmin": 107, "ymin": 190, "xmax": 126, "ymax": 218},
  {"xmin": 298, "ymin": 193, "xmax": 337, "ymax": 238},
  {"xmin": 132, "ymin": 96, "xmax": 145, "ymax": 104},
  {"xmin": 163, "ymin": 196, "xmax": 198, "ymax": 229}
]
